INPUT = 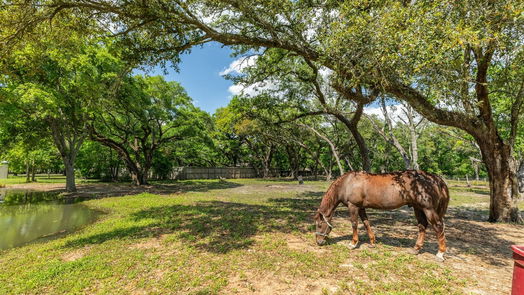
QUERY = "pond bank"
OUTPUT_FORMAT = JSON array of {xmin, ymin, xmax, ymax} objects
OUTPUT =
[{"xmin": 0, "ymin": 188, "xmax": 101, "ymax": 250}]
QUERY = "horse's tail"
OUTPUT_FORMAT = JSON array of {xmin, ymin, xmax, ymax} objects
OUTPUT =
[{"xmin": 436, "ymin": 176, "xmax": 450, "ymax": 219}]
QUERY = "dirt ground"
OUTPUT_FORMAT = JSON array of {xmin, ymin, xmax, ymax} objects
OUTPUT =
[{"xmin": 7, "ymin": 180, "xmax": 524, "ymax": 294}]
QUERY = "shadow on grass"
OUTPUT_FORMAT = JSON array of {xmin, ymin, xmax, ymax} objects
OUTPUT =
[
  {"xmin": 325, "ymin": 206, "xmax": 516, "ymax": 266},
  {"xmin": 63, "ymin": 200, "xmax": 313, "ymax": 253},
  {"xmin": 62, "ymin": 189, "xmax": 520, "ymax": 266},
  {"xmin": 148, "ymin": 180, "xmax": 243, "ymax": 193},
  {"xmin": 30, "ymin": 180, "xmax": 245, "ymax": 200}
]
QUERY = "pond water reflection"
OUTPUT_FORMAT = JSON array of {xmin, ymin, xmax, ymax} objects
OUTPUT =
[{"xmin": 0, "ymin": 189, "xmax": 99, "ymax": 250}]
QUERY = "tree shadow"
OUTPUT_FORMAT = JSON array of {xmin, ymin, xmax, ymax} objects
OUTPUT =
[
  {"xmin": 60, "ymin": 188, "xmax": 522, "ymax": 266},
  {"xmin": 325, "ymin": 206, "xmax": 519, "ymax": 266},
  {"xmin": 59, "ymin": 180, "xmax": 243, "ymax": 200},
  {"xmin": 149, "ymin": 180, "xmax": 243, "ymax": 193},
  {"xmin": 63, "ymin": 200, "xmax": 310, "ymax": 253},
  {"xmin": 3, "ymin": 180, "xmax": 244, "ymax": 204}
]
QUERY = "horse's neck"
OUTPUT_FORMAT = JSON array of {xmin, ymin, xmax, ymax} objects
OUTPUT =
[
  {"xmin": 319, "ymin": 175, "xmax": 346, "ymax": 216},
  {"xmin": 319, "ymin": 193, "xmax": 339, "ymax": 217}
]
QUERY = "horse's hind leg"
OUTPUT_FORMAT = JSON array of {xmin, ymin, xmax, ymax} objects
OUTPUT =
[
  {"xmin": 423, "ymin": 208, "xmax": 446, "ymax": 261},
  {"xmin": 358, "ymin": 208, "xmax": 375, "ymax": 247},
  {"xmin": 348, "ymin": 205, "xmax": 359, "ymax": 249},
  {"xmin": 412, "ymin": 208, "xmax": 428, "ymax": 254}
]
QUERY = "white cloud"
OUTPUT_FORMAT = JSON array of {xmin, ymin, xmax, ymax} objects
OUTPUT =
[
  {"xmin": 318, "ymin": 66, "xmax": 333, "ymax": 79},
  {"xmin": 219, "ymin": 55, "xmax": 259, "ymax": 76},
  {"xmin": 364, "ymin": 104, "xmax": 409, "ymax": 125},
  {"xmin": 227, "ymin": 80, "xmax": 279, "ymax": 97}
]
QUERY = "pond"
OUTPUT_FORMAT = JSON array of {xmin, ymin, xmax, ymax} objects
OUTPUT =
[{"xmin": 0, "ymin": 189, "xmax": 100, "ymax": 250}]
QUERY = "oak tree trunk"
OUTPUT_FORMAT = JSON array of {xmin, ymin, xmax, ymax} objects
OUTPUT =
[
  {"xmin": 63, "ymin": 156, "xmax": 77, "ymax": 192},
  {"xmin": 479, "ymin": 139, "xmax": 522, "ymax": 223},
  {"xmin": 130, "ymin": 170, "xmax": 148, "ymax": 185},
  {"xmin": 125, "ymin": 160, "xmax": 149, "ymax": 186},
  {"xmin": 262, "ymin": 145, "xmax": 273, "ymax": 178}
]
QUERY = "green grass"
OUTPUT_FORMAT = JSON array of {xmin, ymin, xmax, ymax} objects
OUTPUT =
[
  {"xmin": 0, "ymin": 179, "xmax": 468, "ymax": 294},
  {"xmin": 447, "ymin": 180, "xmax": 524, "ymax": 207},
  {"xmin": 0, "ymin": 174, "xmax": 100, "ymax": 185}
]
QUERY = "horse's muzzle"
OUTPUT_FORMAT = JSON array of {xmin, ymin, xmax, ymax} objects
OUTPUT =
[{"xmin": 316, "ymin": 239, "xmax": 327, "ymax": 246}]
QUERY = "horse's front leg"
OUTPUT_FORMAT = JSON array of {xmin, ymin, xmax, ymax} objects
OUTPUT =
[
  {"xmin": 348, "ymin": 205, "xmax": 359, "ymax": 249},
  {"xmin": 359, "ymin": 208, "xmax": 375, "ymax": 248}
]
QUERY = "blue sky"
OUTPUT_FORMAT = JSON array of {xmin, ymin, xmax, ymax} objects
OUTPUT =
[
  {"xmin": 145, "ymin": 42, "xmax": 395, "ymax": 117},
  {"xmin": 147, "ymin": 42, "xmax": 236, "ymax": 114}
]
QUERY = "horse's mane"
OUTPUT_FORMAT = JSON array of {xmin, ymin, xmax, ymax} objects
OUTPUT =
[{"xmin": 317, "ymin": 172, "xmax": 352, "ymax": 217}]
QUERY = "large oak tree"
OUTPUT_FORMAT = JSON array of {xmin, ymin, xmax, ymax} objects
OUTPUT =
[{"xmin": 6, "ymin": 0, "xmax": 524, "ymax": 222}]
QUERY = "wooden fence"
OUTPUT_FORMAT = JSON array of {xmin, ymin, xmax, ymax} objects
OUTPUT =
[{"xmin": 171, "ymin": 167, "xmax": 260, "ymax": 180}]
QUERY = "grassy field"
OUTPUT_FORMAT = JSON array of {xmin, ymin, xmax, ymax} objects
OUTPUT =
[{"xmin": 0, "ymin": 178, "xmax": 522, "ymax": 294}]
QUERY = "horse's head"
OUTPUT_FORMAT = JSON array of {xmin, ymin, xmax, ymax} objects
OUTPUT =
[{"xmin": 314, "ymin": 211, "xmax": 332, "ymax": 246}]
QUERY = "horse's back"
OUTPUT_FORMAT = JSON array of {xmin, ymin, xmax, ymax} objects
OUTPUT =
[
  {"xmin": 343, "ymin": 171, "xmax": 449, "ymax": 211},
  {"xmin": 343, "ymin": 171, "xmax": 411, "ymax": 209}
]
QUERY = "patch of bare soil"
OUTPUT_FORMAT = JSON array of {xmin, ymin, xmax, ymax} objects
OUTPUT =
[
  {"xmin": 61, "ymin": 246, "xmax": 91, "ymax": 262},
  {"xmin": 285, "ymin": 235, "xmax": 328, "ymax": 255},
  {"xmin": 129, "ymin": 238, "xmax": 163, "ymax": 250},
  {"xmin": 226, "ymin": 271, "xmax": 340, "ymax": 295}
]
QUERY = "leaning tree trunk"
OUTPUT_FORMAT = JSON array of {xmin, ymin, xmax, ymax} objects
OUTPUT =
[
  {"xmin": 300, "ymin": 124, "xmax": 345, "ymax": 175},
  {"xmin": 286, "ymin": 145, "xmax": 299, "ymax": 180},
  {"xmin": 332, "ymin": 111, "xmax": 371, "ymax": 172},
  {"xmin": 479, "ymin": 139, "xmax": 522, "ymax": 223}
]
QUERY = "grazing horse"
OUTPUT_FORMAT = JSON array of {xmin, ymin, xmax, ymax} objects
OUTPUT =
[{"xmin": 314, "ymin": 170, "xmax": 449, "ymax": 261}]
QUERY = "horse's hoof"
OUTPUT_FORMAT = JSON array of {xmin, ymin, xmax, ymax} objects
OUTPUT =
[
  {"xmin": 368, "ymin": 244, "xmax": 376, "ymax": 248},
  {"xmin": 347, "ymin": 242, "xmax": 358, "ymax": 250},
  {"xmin": 435, "ymin": 251, "xmax": 445, "ymax": 262},
  {"xmin": 408, "ymin": 248, "xmax": 420, "ymax": 255}
]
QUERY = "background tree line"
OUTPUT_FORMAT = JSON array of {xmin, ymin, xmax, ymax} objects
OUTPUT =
[{"xmin": 1, "ymin": 0, "xmax": 523, "ymax": 222}]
